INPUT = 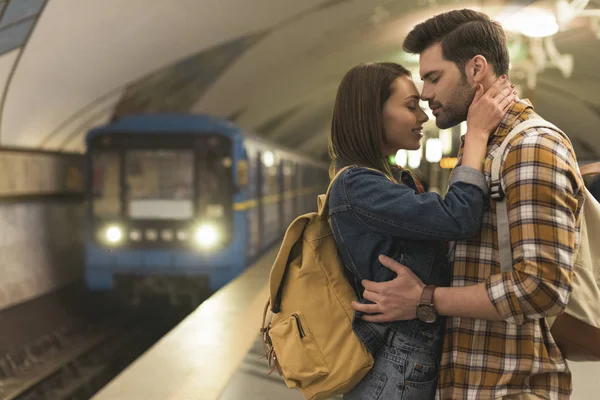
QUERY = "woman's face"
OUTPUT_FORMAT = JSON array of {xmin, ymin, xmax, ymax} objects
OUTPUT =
[{"xmin": 382, "ymin": 76, "xmax": 429, "ymax": 155}]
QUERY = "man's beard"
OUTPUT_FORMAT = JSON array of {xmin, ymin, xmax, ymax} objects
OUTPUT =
[{"xmin": 435, "ymin": 81, "xmax": 476, "ymax": 129}]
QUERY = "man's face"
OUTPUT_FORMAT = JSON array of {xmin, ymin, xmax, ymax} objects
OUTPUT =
[{"xmin": 419, "ymin": 42, "xmax": 476, "ymax": 129}]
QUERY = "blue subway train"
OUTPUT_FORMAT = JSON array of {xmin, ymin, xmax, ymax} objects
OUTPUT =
[{"xmin": 84, "ymin": 114, "xmax": 328, "ymax": 304}]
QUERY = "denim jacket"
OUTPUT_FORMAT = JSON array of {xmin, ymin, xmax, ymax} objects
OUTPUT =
[{"xmin": 328, "ymin": 164, "xmax": 488, "ymax": 357}]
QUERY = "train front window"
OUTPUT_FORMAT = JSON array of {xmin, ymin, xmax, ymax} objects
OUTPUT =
[
  {"xmin": 197, "ymin": 136, "xmax": 233, "ymax": 221},
  {"xmin": 125, "ymin": 150, "xmax": 194, "ymax": 220},
  {"xmin": 92, "ymin": 151, "xmax": 121, "ymax": 218}
]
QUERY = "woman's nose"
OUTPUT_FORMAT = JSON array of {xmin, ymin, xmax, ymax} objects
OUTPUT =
[{"xmin": 419, "ymin": 108, "xmax": 429, "ymax": 123}]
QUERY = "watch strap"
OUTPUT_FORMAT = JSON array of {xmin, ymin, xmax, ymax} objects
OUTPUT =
[{"xmin": 420, "ymin": 285, "xmax": 436, "ymax": 307}]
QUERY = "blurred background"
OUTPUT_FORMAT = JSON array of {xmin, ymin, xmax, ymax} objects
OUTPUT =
[{"xmin": 0, "ymin": 1, "xmax": 598, "ymax": 399}]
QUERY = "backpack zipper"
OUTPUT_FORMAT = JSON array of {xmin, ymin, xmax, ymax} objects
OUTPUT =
[{"xmin": 292, "ymin": 314, "xmax": 305, "ymax": 338}]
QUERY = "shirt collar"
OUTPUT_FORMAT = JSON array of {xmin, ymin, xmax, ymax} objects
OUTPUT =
[{"xmin": 459, "ymin": 98, "xmax": 534, "ymax": 145}]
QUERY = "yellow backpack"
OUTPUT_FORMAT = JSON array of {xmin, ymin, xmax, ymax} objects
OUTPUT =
[{"xmin": 260, "ymin": 166, "xmax": 374, "ymax": 400}]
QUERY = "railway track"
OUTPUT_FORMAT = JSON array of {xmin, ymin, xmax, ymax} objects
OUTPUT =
[{"xmin": 0, "ymin": 294, "xmax": 190, "ymax": 400}]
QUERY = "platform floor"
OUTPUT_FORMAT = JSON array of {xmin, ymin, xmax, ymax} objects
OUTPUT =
[
  {"xmin": 222, "ymin": 338, "xmax": 600, "ymax": 400},
  {"xmin": 93, "ymin": 332, "xmax": 600, "ymax": 399},
  {"xmin": 92, "ymin": 247, "xmax": 280, "ymax": 400},
  {"xmin": 570, "ymin": 360, "xmax": 600, "ymax": 400},
  {"xmin": 218, "ymin": 335, "xmax": 304, "ymax": 400},
  {"xmin": 90, "ymin": 242, "xmax": 600, "ymax": 400}
]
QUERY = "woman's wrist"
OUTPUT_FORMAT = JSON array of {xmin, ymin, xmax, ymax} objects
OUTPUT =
[
  {"xmin": 464, "ymin": 128, "xmax": 489, "ymax": 143},
  {"xmin": 461, "ymin": 134, "xmax": 488, "ymax": 171}
]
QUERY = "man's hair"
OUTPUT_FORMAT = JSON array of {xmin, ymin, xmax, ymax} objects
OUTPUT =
[{"xmin": 403, "ymin": 9, "xmax": 510, "ymax": 79}]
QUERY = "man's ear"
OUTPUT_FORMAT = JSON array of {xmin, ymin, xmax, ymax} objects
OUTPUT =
[{"xmin": 465, "ymin": 55, "xmax": 489, "ymax": 84}]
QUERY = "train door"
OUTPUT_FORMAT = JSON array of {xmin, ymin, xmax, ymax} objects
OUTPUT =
[
  {"xmin": 261, "ymin": 151, "xmax": 279, "ymax": 248},
  {"xmin": 278, "ymin": 158, "xmax": 285, "ymax": 235},
  {"xmin": 243, "ymin": 144, "xmax": 260, "ymax": 261},
  {"xmin": 295, "ymin": 163, "xmax": 301, "ymax": 216},
  {"xmin": 282, "ymin": 159, "xmax": 294, "ymax": 228},
  {"xmin": 256, "ymin": 150, "xmax": 264, "ymax": 251},
  {"xmin": 195, "ymin": 136, "xmax": 234, "ymax": 231}
]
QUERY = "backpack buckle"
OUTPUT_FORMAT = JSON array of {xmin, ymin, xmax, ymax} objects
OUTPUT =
[{"xmin": 490, "ymin": 182, "xmax": 505, "ymax": 201}]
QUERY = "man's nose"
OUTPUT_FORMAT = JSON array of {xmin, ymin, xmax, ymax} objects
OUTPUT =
[{"xmin": 420, "ymin": 84, "xmax": 433, "ymax": 101}]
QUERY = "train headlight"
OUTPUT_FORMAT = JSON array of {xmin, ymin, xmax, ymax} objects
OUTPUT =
[
  {"xmin": 105, "ymin": 225, "xmax": 123, "ymax": 244},
  {"xmin": 194, "ymin": 224, "xmax": 220, "ymax": 249}
]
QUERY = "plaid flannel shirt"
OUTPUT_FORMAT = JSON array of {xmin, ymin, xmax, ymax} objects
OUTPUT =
[{"xmin": 438, "ymin": 100, "xmax": 585, "ymax": 400}]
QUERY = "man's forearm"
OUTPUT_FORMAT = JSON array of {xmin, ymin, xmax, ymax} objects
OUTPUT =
[{"xmin": 434, "ymin": 283, "xmax": 504, "ymax": 320}]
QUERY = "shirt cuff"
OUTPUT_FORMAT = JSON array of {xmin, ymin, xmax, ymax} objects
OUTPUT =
[
  {"xmin": 449, "ymin": 166, "xmax": 488, "ymax": 195},
  {"xmin": 485, "ymin": 273, "xmax": 524, "ymax": 325}
]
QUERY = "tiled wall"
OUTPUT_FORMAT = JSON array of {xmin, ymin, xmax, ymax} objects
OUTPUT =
[{"xmin": 0, "ymin": 150, "xmax": 84, "ymax": 310}]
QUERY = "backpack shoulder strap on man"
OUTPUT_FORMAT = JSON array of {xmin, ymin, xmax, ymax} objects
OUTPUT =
[{"xmin": 490, "ymin": 118, "xmax": 564, "ymax": 272}]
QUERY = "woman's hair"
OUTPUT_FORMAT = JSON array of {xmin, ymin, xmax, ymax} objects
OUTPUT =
[{"xmin": 328, "ymin": 62, "xmax": 411, "ymax": 179}]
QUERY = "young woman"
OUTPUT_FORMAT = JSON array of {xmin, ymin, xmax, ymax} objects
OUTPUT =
[{"xmin": 327, "ymin": 62, "xmax": 516, "ymax": 400}]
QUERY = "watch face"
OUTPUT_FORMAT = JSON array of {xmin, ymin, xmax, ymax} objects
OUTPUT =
[{"xmin": 416, "ymin": 305, "xmax": 437, "ymax": 323}]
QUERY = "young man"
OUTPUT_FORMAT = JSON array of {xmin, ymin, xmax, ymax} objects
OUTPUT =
[{"xmin": 351, "ymin": 9, "xmax": 585, "ymax": 400}]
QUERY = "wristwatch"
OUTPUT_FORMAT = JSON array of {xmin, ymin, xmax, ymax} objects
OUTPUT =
[{"xmin": 416, "ymin": 285, "xmax": 438, "ymax": 323}]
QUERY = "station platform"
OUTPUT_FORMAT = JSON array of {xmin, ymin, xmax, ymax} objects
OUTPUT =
[
  {"xmin": 218, "ymin": 334, "xmax": 304, "ymax": 400},
  {"xmin": 91, "ymin": 247, "xmax": 600, "ymax": 400},
  {"xmin": 91, "ymin": 246, "xmax": 286, "ymax": 400}
]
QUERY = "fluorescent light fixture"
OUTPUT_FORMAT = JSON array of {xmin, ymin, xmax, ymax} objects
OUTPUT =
[
  {"xmin": 408, "ymin": 148, "xmax": 422, "ymax": 169},
  {"xmin": 426, "ymin": 139, "xmax": 443, "ymax": 163},
  {"xmin": 439, "ymin": 129, "xmax": 453, "ymax": 155},
  {"xmin": 395, "ymin": 150, "xmax": 407, "ymax": 168},
  {"xmin": 262, "ymin": 151, "xmax": 275, "ymax": 167},
  {"xmin": 496, "ymin": 6, "xmax": 559, "ymax": 38}
]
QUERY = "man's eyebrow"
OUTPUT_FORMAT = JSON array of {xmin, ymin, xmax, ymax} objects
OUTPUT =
[{"xmin": 421, "ymin": 71, "xmax": 439, "ymax": 81}]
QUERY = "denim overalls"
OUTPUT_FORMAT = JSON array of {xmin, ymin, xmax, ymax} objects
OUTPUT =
[{"xmin": 328, "ymin": 164, "xmax": 488, "ymax": 400}]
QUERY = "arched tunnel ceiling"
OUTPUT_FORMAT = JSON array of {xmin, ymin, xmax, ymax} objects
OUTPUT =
[{"xmin": 0, "ymin": 0, "xmax": 598, "ymax": 161}]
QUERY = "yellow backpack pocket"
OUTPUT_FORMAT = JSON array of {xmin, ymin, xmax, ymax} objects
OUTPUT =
[{"xmin": 268, "ymin": 312, "xmax": 329, "ymax": 388}]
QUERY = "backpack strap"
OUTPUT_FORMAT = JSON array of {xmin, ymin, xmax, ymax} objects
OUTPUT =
[
  {"xmin": 317, "ymin": 166, "xmax": 353, "ymax": 218},
  {"xmin": 581, "ymin": 162, "xmax": 600, "ymax": 177},
  {"xmin": 269, "ymin": 166, "xmax": 355, "ymax": 312},
  {"xmin": 271, "ymin": 165, "xmax": 396, "ymax": 312},
  {"xmin": 491, "ymin": 118, "xmax": 566, "ymax": 273},
  {"xmin": 269, "ymin": 216, "xmax": 310, "ymax": 313},
  {"xmin": 259, "ymin": 297, "xmax": 284, "ymax": 376}
]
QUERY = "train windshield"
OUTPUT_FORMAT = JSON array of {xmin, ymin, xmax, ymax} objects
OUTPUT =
[
  {"xmin": 125, "ymin": 150, "xmax": 194, "ymax": 220},
  {"xmin": 91, "ymin": 151, "xmax": 121, "ymax": 218},
  {"xmin": 90, "ymin": 133, "xmax": 233, "ymax": 223}
]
